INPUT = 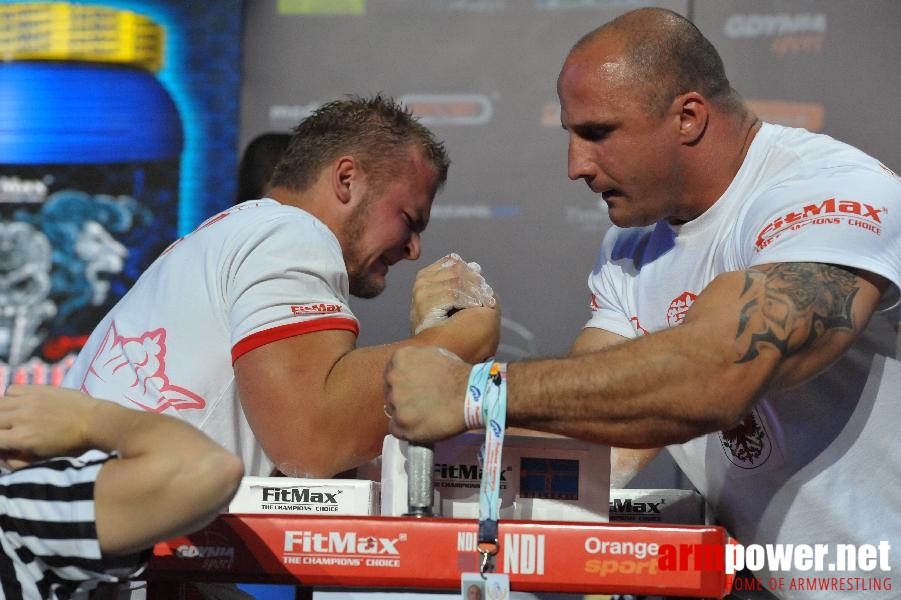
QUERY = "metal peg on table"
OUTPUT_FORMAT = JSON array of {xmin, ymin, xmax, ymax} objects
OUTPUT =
[{"xmin": 405, "ymin": 443, "xmax": 435, "ymax": 517}]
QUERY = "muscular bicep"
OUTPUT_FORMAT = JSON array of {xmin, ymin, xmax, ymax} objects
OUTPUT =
[
  {"xmin": 686, "ymin": 262, "xmax": 888, "ymax": 394},
  {"xmin": 233, "ymin": 329, "xmax": 358, "ymax": 475}
]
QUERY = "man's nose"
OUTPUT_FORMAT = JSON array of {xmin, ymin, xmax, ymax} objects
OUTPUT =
[
  {"xmin": 404, "ymin": 232, "xmax": 421, "ymax": 260},
  {"xmin": 567, "ymin": 136, "xmax": 594, "ymax": 182}
]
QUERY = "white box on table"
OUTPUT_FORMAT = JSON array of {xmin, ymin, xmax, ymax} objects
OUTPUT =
[
  {"xmin": 608, "ymin": 488, "xmax": 706, "ymax": 524},
  {"xmin": 380, "ymin": 432, "xmax": 610, "ymax": 522},
  {"xmin": 227, "ymin": 476, "xmax": 380, "ymax": 516}
]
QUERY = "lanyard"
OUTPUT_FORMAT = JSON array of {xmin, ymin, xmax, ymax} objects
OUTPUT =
[{"xmin": 466, "ymin": 360, "xmax": 508, "ymax": 574}]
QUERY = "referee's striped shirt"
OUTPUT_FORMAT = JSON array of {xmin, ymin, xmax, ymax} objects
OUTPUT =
[{"xmin": 0, "ymin": 455, "xmax": 146, "ymax": 599}]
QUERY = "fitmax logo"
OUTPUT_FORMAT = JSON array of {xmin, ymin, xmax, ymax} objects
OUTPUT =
[
  {"xmin": 262, "ymin": 487, "xmax": 342, "ymax": 503},
  {"xmin": 755, "ymin": 198, "xmax": 885, "ymax": 250},
  {"xmin": 284, "ymin": 531, "xmax": 405, "ymax": 554},
  {"xmin": 610, "ymin": 498, "xmax": 663, "ymax": 514},
  {"xmin": 434, "ymin": 463, "xmax": 509, "ymax": 481}
]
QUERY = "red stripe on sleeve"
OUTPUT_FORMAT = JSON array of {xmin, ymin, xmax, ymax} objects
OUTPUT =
[{"xmin": 231, "ymin": 317, "xmax": 360, "ymax": 363}]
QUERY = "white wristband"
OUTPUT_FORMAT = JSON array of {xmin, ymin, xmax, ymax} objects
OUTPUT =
[{"xmin": 464, "ymin": 361, "xmax": 495, "ymax": 429}]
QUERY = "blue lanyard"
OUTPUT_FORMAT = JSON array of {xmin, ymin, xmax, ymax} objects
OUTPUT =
[{"xmin": 466, "ymin": 360, "xmax": 507, "ymax": 573}]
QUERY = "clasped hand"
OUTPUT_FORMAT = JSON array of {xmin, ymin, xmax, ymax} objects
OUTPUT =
[{"xmin": 410, "ymin": 253, "xmax": 497, "ymax": 335}]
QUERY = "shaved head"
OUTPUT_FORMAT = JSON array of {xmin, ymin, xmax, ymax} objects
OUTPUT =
[{"xmin": 570, "ymin": 8, "xmax": 740, "ymax": 115}]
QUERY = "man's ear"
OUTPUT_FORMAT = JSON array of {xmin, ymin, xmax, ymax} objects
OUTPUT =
[
  {"xmin": 332, "ymin": 156, "xmax": 357, "ymax": 205},
  {"xmin": 675, "ymin": 92, "xmax": 708, "ymax": 145}
]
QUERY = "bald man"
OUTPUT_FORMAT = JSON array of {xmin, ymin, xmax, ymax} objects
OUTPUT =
[{"xmin": 386, "ymin": 8, "xmax": 901, "ymax": 598}]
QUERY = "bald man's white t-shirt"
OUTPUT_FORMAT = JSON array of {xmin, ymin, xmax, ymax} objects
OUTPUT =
[{"xmin": 585, "ymin": 123, "xmax": 901, "ymax": 597}]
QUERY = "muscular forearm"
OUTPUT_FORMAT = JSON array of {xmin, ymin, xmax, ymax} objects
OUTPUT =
[
  {"xmin": 415, "ymin": 306, "xmax": 500, "ymax": 362},
  {"xmin": 506, "ymin": 322, "xmax": 768, "ymax": 447},
  {"xmin": 507, "ymin": 265, "xmax": 880, "ymax": 447},
  {"xmin": 307, "ymin": 347, "xmax": 393, "ymax": 477},
  {"xmin": 311, "ymin": 307, "xmax": 499, "ymax": 475}
]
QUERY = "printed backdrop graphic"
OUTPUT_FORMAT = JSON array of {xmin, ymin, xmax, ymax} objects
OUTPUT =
[
  {"xmin": 0, "ymin": 0, "xmax": 242, "ymax": 385},
  {"xmin": 239, "ymin": 0, "xmax": 901, "ymax": 488}
]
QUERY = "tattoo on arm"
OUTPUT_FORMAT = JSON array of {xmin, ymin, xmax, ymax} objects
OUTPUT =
[{"xmin": 735, "ymin": 263, "xmax": 858, "ymax": 363}]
